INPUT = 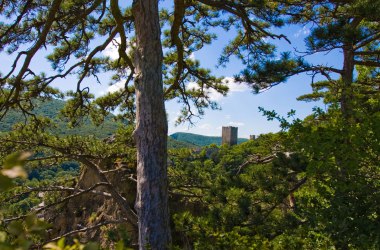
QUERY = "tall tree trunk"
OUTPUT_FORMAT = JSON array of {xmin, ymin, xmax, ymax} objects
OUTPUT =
[{"xmin": 132, "ymin": 0, "xmax": 171, "ymax": 249}]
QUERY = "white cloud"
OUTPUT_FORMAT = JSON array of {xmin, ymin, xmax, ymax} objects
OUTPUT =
[
  {"xmin": 103, "ymin": 37, "xmax": 120, "ymax": 60},
  {"xmin": 103, "ymin": 37, "xmax": 133, "ymax": 60},
  {"xmin": 186, "ymin": 77, "xmax": 249, "ymax": 101},
  {"xmin": 294, "ymin": 26, "xmax": 310, "ymax": 38},
  {"xmin": 186, "ymin": 81, "xmax": 198, "ymax": 90},
  {"xmin": 107, "ymin": 81, "xmax": 125, "ymax": 93},
  {"xmin": 222, "ymin": 77, "xmax": 249, "ymax": 93},
  {"xmin": 229, "ymin": 121, "xmax": 245, "ymax": 126},
  {"xmin": 207, "ymin": 90, "xmax": 223, "ymax": 101},
  {"xmin": 224, "ymin": 114, "xmax": 231, "ymax": 120},
  {"xmin": 103, "ymin": 76, "xmax": 250, "ymax": 99},
  {"xmin": 186, "ymin": 82, "xmax": 224, "ymax": 101},
  {"xmin": 189, "ymin": 52, "xmax": 195, "ymax": 60}
]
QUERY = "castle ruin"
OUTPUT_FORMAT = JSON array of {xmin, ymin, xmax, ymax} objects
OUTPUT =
[{"xmin": 222, "ymin": 126, "xmax": 238, "ymax": 146}]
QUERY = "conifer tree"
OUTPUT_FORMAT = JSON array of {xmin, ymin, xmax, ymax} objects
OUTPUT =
[
  {"xmin": 0, "ymin": 0, "xmax": 290, "ymax": 248},
  {"xmin": 243, "ymin": 1, "xmax": 380, "ymax": 248},
  {"xmin": 239, "ymin": 0, "xmax": 380, "ymax": 119}
]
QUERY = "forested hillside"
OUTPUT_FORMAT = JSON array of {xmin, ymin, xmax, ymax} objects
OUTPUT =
[
  {"xmin": 170, "ymin": 132, "xmax": 248, "ymax": 146},
  {"xmin": 0, "ymin": 99, "xmax": 119, "ymax": 138},
  {"xmin": 0, "ymin": 99, "xmax": 195, "ymax": 149},
  {"xmin": 167, "ymin": 137, "xmax": 197, "ymax": 149}
]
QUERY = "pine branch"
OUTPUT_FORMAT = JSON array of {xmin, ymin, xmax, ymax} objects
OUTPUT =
[
  {"xmin": 165, "ymin": 0, "xmax": 186, "ymax": 96},
  {"xmin": 0, "ymin": 0, "xmax": 33, "ymax": 41},
  {"xmin": 354, "ymin": 60, "xmax": 380, "ymax": 67},
  {"xmin": 236, "ymin": 154, "xmax": 276, "ymax": 175},
  {"xmin": 262, "ymin": 177, "xmax": 307, "ymax": 221},
  {"xmin": 2, "ymin": 184, "xmax": 112, "ymax": 204},
  {"xmin": 354, "ymin": 51, "xmax": 380, "ymax": 56},
  {"xmin": 197, "ymin": 0, "xmax": 289, "ymax": 42},
  {"xmin": 76, "ymin": 27, "xmax": 119, "ymax": 88},
  {"xmin": 4, "ymin": 0, "xmax": 63, "ymax": 106},
  {"xmin": 354, "ymin": 32, "xmax": 380, "ymax": 50},
  {"xmin": 110, "ymin": 0, "xmax": 135, "ymax": 76}
]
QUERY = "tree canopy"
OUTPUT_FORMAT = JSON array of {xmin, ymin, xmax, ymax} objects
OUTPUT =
[{"xmin": 0, "ymin": 0, "xmax": 379, "ymax": 249}]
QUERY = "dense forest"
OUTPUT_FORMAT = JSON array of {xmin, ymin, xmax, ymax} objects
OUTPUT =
[
  {"xmin": 170, "ymin": 132, "xmax": 248, "ymax": 147},
  {"xmin": 0, "ymin": 0, "xmax": 380, "ymax": 249},
  {"xmin": 0, "ymin": 99, "xmax": 197, "ymax": 149}
]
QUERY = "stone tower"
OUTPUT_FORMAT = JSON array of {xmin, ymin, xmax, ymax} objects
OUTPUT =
[{"xmin": 222, "ymin": 126, "xmax": 238, "ymax": 146}]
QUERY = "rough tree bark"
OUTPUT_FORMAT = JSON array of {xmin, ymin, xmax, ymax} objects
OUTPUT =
[{"xmin": 132, "ymin": 0, "xmax": 171, "ymax": 249}]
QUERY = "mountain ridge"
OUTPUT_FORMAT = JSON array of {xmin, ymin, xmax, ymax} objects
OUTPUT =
[
  {"xmin": 0, "ymin": 99, "xmax": 197, "ymax": 149},
  {"xmin": 170, "ymin": 132, "xmax": 249, "ymax": 147}
]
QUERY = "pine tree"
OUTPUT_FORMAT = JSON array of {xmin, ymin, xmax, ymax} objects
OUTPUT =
[
  {"xmin": 246, "ymin": 1, "xmax": 380, "ymax": 248},
  {"xmin": 239, "ymin": 0, "xmax": 380, "ymax": 120},
  {"xmin": 0, "ymin": 0, "xmax": 290, "ymax": 248}
]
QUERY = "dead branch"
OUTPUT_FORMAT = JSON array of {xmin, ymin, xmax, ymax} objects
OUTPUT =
[
  {"xmin": 42, "ymin": 219, "xmax": 126, "ymax": 245},
  {"xmin": 2, "ymin": 182, "xmax": 111, "ymax": 223},
  {"xmin": 236, "ymin": 154, "xmax": 276, "ymax": 174}
]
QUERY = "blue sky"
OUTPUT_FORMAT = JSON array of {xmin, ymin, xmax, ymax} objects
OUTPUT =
[
  {"xmin": 0, "ymin": 4, "xmax": 343, "ymax": 138},
  {"xmin": 98, "ymin": 21, "xmax": 341, "ymax": 138},
  {"xmin": 165, "ymin": 24, "xmax": 341, "ymax": 138}
]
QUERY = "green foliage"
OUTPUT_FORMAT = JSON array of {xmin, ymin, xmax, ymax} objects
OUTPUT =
[
  {"xmin": 167, "ymin": 85, "xmax": 379, "ymax": 249},
  {"xmin": 170, "ymin": 132, "xmax": 248, "ymax": 147},
  {"xmin": 168, "ymin": 135, "xmax": 314, "ymax": 248},
  {"xmin": 0, "ymin": 152, "xmax": 29, "ymax": 192},
  {"xmin": 0, "ymin": 0, "xmax": 379, "ymax": 249},
  {"xmin": 43, "ymin": 238, "xmax": 99, "ymax": 250},
  {"xmin": 168, "ymin": 137, "xmax": 198, "ymax": 149},
  {"xmin": 0, "ymin": 148, "xmax": 124, "ymax": 250},
  {"xmin": 0, "ymin": 214, "xmax": 50, "ymax": 250},
  {"xmin": 259, "ymin": 78, "xmax": 380, "ymax": 249},
  {"xmin": 0, "ymin": 99, "xmax": 122, "ymax": 139},
  {"xmin": 0, "ymin": 153, "xmax": 50, "ymax": 249},
  {"xmin": 238, "ymin": 52, "xmax": 309, "ymax": 92}
]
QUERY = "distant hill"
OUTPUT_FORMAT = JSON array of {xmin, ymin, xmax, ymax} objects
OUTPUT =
[
  {"xmin": 0, "ymin": 99, "xmax": 64, "ymax": 132},
  {"xmin": 0, "ymin": 99, "xmax": 119, "ymax": 139},
  {"xmin": 170, "ymin": 132, "xmax": 248, "ymax": 147},
  {"xmin": 168, "ymin": 137, "xmax": 197, "ymax": 149},
  {"xmin": 0, "ymin": 99, "xmax": 196, "ymax": 149}
]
